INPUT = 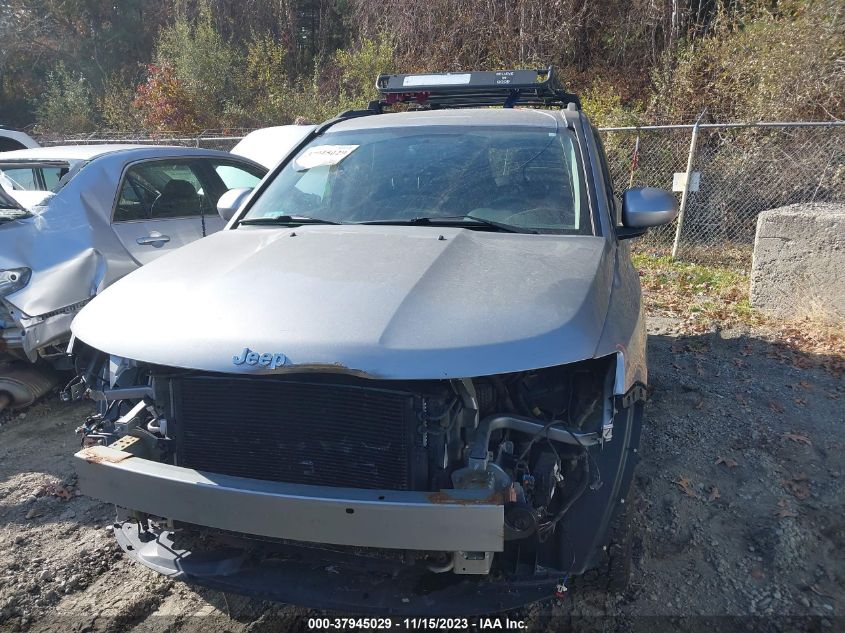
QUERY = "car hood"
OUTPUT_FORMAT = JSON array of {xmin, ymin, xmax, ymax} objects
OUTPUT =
[{"xmin": 72, "ymin": 226, "xmax": 614, "ymax": 379}]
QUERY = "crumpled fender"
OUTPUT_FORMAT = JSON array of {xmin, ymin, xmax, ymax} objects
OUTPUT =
[
  {"xmin": 592, "ymin": 243, "xmax": 648, "ymax": 393},
  {"xmin": 0, "ymin": 163, "xmax": 128, "ymax": 317}
]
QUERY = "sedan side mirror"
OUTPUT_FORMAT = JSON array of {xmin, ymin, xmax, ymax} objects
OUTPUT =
[
  {"xmin": 217, "ymin": 187, "xmax": 253, "ymax": 222},
  {"xmin": 618, "ymin": 187, "xmax": 679, "ymax": 239}
]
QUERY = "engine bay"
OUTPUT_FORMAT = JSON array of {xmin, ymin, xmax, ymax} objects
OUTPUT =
[{"xmin": 71, "ymin": 347, "xmax": 623, "ymax": 578}]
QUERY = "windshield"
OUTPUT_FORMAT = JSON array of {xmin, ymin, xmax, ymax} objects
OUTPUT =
[
  {"xmin": 242, "ymin": 125, "xmax": 590, "ymax": 234},
  {"xmin": 0, "ymin": 160, "xmax": 74, "ymax": 192}
]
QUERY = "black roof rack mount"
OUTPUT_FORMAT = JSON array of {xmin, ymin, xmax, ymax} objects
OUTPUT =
[{"xmin": 372, "ymin": 67, "xmax": 580, "ymax": 112}]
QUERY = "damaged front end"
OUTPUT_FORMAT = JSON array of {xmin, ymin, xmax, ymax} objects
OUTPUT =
[
  {"xmin": 1, "ymin": 297, "xmax": 91, "ymax": 364},
  {"xmin": 69, "ymin": 344, "xmax": 645, "ymax": 613}
]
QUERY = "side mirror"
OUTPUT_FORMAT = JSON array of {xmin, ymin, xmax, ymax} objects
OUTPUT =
[
  {"xmin": 618, "ymin": 187, "xmax": 679, "ymax": 239},
  {"xmin": 217, "ymin": 187, "xmax": 253, "ymax": 222}
]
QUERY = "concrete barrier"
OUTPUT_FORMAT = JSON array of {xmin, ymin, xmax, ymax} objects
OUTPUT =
[{"xmin": 750, "ymin": 203, "xmax": 845, "ymax": 320}]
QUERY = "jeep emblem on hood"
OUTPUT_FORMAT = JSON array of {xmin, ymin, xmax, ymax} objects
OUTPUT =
[{"xmin": 232, "ymin": 348, "xmax": 288, "ymax": 369}]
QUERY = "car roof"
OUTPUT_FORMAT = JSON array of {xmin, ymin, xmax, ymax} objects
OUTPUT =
[
  {"xmin": 0, "ymin": 128, "xmax": 40, "ymax": 149},
  {"xmin": 328, "ymin": 108, "xmax": 564, "ymax": 133},
  {"xmin": 0, "ymin": 144, "xmax": 251, "ymax": 163},
  {"xmin": 0, "ymin": 144, "xmax": 152, "ymax": 160},
  {"xmin": 231, "ymin": 125, "xmax": 316, "ymax": 169}
]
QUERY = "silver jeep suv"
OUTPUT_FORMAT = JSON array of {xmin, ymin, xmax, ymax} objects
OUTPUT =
[{"xmin": 67, "ymin": 69, "xmax": 677, "ymax": 614}]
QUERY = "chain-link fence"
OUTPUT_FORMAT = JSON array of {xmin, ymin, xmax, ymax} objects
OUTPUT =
[
  {"xmin": 40, "ymin": 121, "xmax": 845, "ymax": 269},
  {"xmin": 600, "ymin": 122, "xmax": 845, "ymax": 267},
  {"xmin": 38, "ymin": 129, "xmax": 249, "ymax": 152}
]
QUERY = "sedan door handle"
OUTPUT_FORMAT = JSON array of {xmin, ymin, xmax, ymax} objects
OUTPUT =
[{"xmin": 136, "ymin": 234, "xmax": 171, "ymax": 247}]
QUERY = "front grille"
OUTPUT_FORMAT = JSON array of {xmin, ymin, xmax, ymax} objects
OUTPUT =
[{"xmin": 172, "ymin": 375, "xmax": 417, "ymax": 490}]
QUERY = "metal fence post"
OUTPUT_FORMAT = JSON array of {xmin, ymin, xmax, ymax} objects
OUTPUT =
[
  {"xmin": 628, "ymin": 134, "xmax": 640, "ymax": 189},
  {"xmin": 671, "ymin": 111, "xmax": 705, "ymax": 259}
]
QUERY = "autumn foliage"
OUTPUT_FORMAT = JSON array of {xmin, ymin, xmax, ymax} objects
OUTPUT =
[
  {"xmin": 133, "ymin": 63, "xmax": 201, "ymax": 133},
  {"xmin": 1, "ymin": 0, "xmax": 842, "ymax": 133}
]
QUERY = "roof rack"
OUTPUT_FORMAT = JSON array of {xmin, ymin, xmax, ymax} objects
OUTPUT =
[{"xmin": 372, "ymin": 67, "xmax": 580, "ymax": 112}]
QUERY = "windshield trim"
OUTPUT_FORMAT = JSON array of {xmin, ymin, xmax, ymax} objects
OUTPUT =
[{"xmin": 0, "ymin": 160, "xmax": 72, "ymax": 167}]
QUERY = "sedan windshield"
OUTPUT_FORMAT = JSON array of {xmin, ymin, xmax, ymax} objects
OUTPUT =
[
  {"xmin": 0, "ymin": 161, "xmax": 74, "ymax": 192},
  {"xmin": 242, "ymin": 126, "xmax": 590, "ymax": 234}
]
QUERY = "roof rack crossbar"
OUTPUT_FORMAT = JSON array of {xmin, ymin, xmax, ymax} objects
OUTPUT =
[{"xmin": 373, "ymin": 67, "xmax": 580, "ymax": 112}]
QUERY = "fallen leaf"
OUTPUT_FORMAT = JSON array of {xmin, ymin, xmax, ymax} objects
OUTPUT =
[
  {"xmin": 797, "ymin": 380, "xmax": 813, "ymax": 391},
  {"xmin": 41, "ymin": 483, "xmax": 73, "ymax": 501},
  {"xmin": 750, "ymin": 569, "xmax": 765, "ymax": 580},
  {"xmin": 735, "ymin": 394, "xmax": 748, "ymax": 406},
  {"xmin": 782, "ymin": 433, "xmax": 812, "ymax": 446},
  {"xmin": 708, "ymin": 486, "xmax": 721, "ymax": 501},
  {"xmin": 715, "ymin": 456, "xmax": 738, "ymax": 468},
  {"xmin": 673, "ymin": 476, "xmax": 700, "ymax": 499},
  {"xmin": 768, "ymin": 401, "xmax": 785, "ymax": 413},
  {"xmin": 694, "ymin": 399, "xmax": 705, "ymax": 410},
  {"xmin": 808, "ymin": 585, "xmax": 836, "ymax": 600},
  {"xmin": 826, "ymin": 392, "xmax": 840, "ymax": 400},
  {"xmin": 793, "ymin": 398, "xmax": 807, "ymax": 406},
  {"xmin": 775, "ymin": 498, "xmax": 798, "ymax": 518},
  {"xmin": 739, "ymin": 346, "xmax": 753, "ymax": 357},
  {"xmin": 782, "ymin": 475, "xmax": 811, "ymax": 500}
]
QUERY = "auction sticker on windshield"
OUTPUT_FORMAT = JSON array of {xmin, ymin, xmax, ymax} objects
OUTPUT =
[{"xmin": 296, "ymin": 145, "xmax": 358, "ymax": 170}]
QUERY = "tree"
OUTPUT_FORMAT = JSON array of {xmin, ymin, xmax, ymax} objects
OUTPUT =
[
  {"xmin": 35, "ymin": 63, "xmax": 98, "ymax": 134},
  {"xmin": 133, "ymin": 62, "xmax": 201, "ymax": 132}
]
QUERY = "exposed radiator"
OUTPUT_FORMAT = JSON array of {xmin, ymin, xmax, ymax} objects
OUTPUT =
[{"xmin": 171, "ymin": 375, "xmax": 419, "ymax": 490}]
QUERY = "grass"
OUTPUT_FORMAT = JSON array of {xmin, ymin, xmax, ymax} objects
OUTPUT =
[
  {"xmin": 632, "ymin": 252, "xmax": 762, "ymax": 330},
  {"xmin": 631, "ymin": 251, "xmax": 845, "ymax": 369}
]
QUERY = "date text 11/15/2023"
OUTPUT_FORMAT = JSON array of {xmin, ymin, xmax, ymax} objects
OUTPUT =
[{"xmin": 306, "ymin": 617, "xmax": 528, "ymax": 630}]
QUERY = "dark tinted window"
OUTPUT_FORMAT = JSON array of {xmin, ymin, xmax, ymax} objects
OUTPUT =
[{"xmin": 0, "ymin": 138, "xmax": 26, "ymax": 152}]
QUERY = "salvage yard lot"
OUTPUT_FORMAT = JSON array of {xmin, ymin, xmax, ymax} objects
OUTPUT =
[{"xmin": 1, "ymin": 258, "xmax": 843, "ymax": 631}]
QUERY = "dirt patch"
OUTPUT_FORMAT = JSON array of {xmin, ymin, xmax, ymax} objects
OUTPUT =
[{"xmin": 1, "ymin": 320, "xmax": 843, "ymax": 631}]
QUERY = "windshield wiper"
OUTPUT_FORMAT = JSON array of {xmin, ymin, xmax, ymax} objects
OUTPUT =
[
  {"xmin": 0, "ymin": 209, "xmax": 32, "ymax": 222},
  {"xmin": 359, "ymin": 216, "xmax": 534, "ymax": 234},
  {"xmin": 239, "ymin": 215, "xmax": 341, "ymax": 226}
]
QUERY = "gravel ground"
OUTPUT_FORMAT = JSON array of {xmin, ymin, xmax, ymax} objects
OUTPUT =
[{"xmin": 1, "ymin": 319, "xmax": 843, "ymax": 632}]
